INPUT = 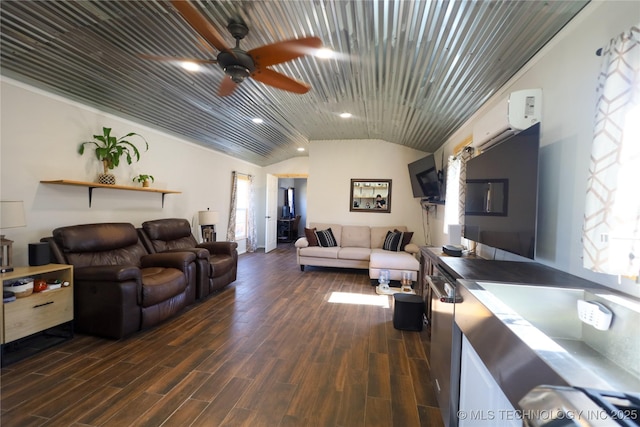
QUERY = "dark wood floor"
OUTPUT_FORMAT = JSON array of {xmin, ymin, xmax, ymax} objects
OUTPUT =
[{"xmin": 1, "ymin": 243, "xmax": 444, "ymax": 427}]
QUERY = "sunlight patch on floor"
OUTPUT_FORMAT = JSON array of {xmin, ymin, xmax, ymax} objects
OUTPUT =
[{"xmin": 328, "ymin": 291, "xmax": 390, "ymax": 308}]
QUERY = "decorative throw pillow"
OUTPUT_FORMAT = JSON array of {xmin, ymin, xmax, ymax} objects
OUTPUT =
[
  {"xmin": 304, "ymin": 227, "xmax": 318, "ymax": 246},
  {"xmin": 383, "ymin": 230, "xmax": 404, "ymax": 251},
  {"xmin": 315, "ymin": 228, "xmax": 337, "ymax": 247},
  {"xmin": 395, "ymin": 229, "xmax": 414, "ymax": 251}
]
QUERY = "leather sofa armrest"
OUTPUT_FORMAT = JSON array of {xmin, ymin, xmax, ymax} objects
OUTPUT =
[
  {"xmin": 295, "ymin": 237, "xmax": 309, "ymax": 248},
  {"xmin": 141, "ymin": 252, "xmax": 196, "ymax": 271},
  {"xmin": 74, "ymin": 265, "xmax": 141, "ymax": 282},
  {"xmin": 197, "ymin": 241, "xmax": 238, "ymax": 256},
  {"xmin": 160, "ymin": 247, "xmax": 210, "ymax": 259}
]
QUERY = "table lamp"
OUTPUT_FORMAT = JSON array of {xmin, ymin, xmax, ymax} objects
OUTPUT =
[
  {"xmin": 1, "ymin": 200, "xmax": 26, "ymax": 273},
  {"xmin": 198, "ymin": 209, "xmax": 219, "ymax": 243}
]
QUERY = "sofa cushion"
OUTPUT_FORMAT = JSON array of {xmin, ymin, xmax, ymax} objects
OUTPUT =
[
  {"xmin": 304, "ymin": 227, "xmax": 318, "ymax": 246},
  {"xmin": 142, "ymin": 218, "xmax": 192, "ymax": 241},
  {"xmin": 315, "ymin": 228, "xmax": 338, "ymax": 247},
  {"xmin": 370, "ymin": 249, "xmax": 420, "ymax": 271},
  {"xmin": 140, "ymin": 267, "xmax": 187, "ymax": 307},
  {"xmin": 299, "ymin": 246, "xmax": 340, "ymax": 259},
  {"xmin": 341, "ymin": 225, "xmax": 371, "ymax": 248},
  {"xmin": 382, "ymin": 230, "xmax": 404, "ymax": 251},
  {"xmin": 338, "ymin": 247, "xmax": 371, "ymax": 261}
]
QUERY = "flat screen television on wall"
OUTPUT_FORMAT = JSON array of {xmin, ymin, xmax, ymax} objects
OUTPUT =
[
  {"xmin": 464, "ymin": 123, "xmax": 540, "ymax": 259},
  {"xmin": 408, "ymin": 154, "xmax": 442, "ymax": 201}
]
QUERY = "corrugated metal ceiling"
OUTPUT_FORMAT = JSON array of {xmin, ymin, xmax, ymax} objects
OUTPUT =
[{"xmin": 0, "ymin": 0, "xmax": 589, "ymax": 166}]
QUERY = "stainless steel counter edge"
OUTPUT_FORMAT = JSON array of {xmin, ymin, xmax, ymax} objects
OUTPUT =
[{"xmin": 454, "ymin": 280, "xmax": 571, "ymax": 409}]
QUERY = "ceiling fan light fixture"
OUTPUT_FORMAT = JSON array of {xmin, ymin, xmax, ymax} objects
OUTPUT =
[
  {"xmin": 180, "ymin": 61, "xmax": 201, "ymax": 72},
  {"xmin": 224, "ymin": 64, "xmax": 251, "ymax": 83},
  {"xmin": 316, "ymin": 47, "xmax": 334, "ymax": 59}
]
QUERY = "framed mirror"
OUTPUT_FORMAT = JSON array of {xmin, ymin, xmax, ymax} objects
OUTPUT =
[{"xmin": 350, "ymin": 179, "xmax": 392, "ymax": 212}]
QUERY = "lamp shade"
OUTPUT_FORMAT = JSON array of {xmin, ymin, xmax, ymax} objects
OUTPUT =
[
  {"xmin": 1, "ymin": 201, "xmax": 26, "ymax": 229},
  {"xmin": 198, "ymin": 210, "xmax": 219, "ymax": 225}
]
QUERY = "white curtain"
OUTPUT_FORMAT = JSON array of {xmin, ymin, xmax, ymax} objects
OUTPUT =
[
  {"xmin": 227, "ymin": 171, "xmax": 237, "ymax": 242},
  {"xmin": 583, "ymin": 25, "xmax": 640, "ymax": 278},
  {"xmin": 246, "ymin": 174, "xmax": 257, "ymax": 252}
]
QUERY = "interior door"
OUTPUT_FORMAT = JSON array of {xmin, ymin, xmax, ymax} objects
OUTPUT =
[{"xmin": 265, "ymin": 174, "xmax": 278, "ymax": 252}]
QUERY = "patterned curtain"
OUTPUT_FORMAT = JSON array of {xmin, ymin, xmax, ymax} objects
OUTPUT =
[
  {"xmin": 583, "ymin": 25, "xmax": 640, "ymax": 278},
  {"xmin": 444, "ymin": 155, "xmax": 461, "ymax": 232},
  {"xmin": 458, "ymin": 147, "xmax": 473, "ymax": 224},
  {"xmin": 444, "ymin": 147, "xmax": 473, "ymax": 234},
  {"xmin": 227, "ymin": 171, "xmax": 238, "ymax": 242},
  {"xmin": 246, "ymin": 174, "xmax": 258, "ymax": 252}
]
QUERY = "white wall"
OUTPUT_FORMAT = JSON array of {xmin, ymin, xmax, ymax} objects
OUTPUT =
[
  {"xmin": 307, "ymin": 139, "xmax": 433, "ymax": 245},
  {"xmin": 1, "ymin": 78, "xmax": 265, "ymax": 265},
  {"xmin": 432, "ymin": 1, "xmax": 640, "ymax": 297}
]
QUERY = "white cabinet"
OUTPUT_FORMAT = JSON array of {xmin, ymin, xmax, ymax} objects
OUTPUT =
[{"xmin": 458, "ymin": 335, "xmax": 520, "ymax": 427}]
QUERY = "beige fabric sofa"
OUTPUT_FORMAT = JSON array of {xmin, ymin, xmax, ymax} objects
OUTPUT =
[{"xmin": 294, "ymin": 223, "xmax": 420, "ymax": 281}]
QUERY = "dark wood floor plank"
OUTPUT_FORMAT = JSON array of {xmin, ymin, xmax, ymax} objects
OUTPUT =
[
  {"xmin": 0, "ymin": 244, "xmax": 442, "ymax": 427},
  {"xmin": 38, "ymin": 386, "xmax": 122, "ymax": 427},
  {"xmin": 391, "ymin": 373, "xmax": 422, "ymax": 426},
  {"xmin": 365, "ymin": 396, "xmax": 393, "ymax": 427},
  {"xmin": 367, "ymin": 352, "xmax": 391, "ymax": 399},
  {"xmin": 130, "ymin": 370, "xmax": 211, "ymax": 426},
  {"xmin": 190, "ymin": 377, "xmax": 253, "ymax": 427},
  {"xmin": 100, "ymin": 391, "xmax": 164, "ymax": 427}
]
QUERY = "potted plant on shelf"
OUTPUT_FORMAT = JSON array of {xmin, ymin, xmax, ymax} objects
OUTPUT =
[
  {"xmin": 78, "ymin": 127, "xmax": 148, "ymax": 185},
  {"xmin": 133, "ymin": 174, "xmax": 155, "ymax": 188}
]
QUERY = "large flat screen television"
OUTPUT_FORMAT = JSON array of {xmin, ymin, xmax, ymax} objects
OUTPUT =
[
  {"xmin": 408, "ymin": 154, "xmax": 442, "ymax": 201},
  {"xmin": 463, "ymin": 123, "xmax": 540, "ymax": 259}
]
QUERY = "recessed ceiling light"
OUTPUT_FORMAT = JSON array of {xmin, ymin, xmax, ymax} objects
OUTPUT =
[
  {"xmin": 180, "ymin": 61, "xmax": 201, "ymax": 72},
  {"xmin": 339, "ymin": 112, "xmax": 352, "ymax": 119},
  {"xmin": 297, "ymin": 147, "xmax": 305, "ymax": 152},
  {"xmin": 316, "ymin": 47, "xmax": 335, "ymax": 59},
  {"xmin": 252, "ymin": 118, "xmax": 264, "ymax": 124}
]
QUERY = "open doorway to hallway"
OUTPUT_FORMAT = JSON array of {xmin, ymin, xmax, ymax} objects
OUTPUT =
[{"xmin": 277, "ymin": 177, "xmax": 307, "ymax": 245}]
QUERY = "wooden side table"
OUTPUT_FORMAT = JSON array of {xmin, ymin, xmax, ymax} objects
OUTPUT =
[{"xmin": 1, "ymin": 264, "xmax": 74, "ymax": 365}]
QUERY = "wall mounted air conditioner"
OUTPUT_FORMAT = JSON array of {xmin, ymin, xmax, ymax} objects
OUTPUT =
[{"xmin": 472, "ymin": 89, "xmax": 542, "ymax": 150}]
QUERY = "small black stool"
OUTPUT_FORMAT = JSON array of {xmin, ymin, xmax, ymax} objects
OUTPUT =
[{"xmin": 393, "ymin": 293, "xmax": 425, "ymax": 331}]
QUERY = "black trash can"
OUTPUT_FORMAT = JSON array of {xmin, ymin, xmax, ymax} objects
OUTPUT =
[{"xmin": 393, "ymin": 293, "xmax": 425, "ymax": 331}]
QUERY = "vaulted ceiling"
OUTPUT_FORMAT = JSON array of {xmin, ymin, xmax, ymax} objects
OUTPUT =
[{"xmin": 0, "ymin": 0, "xmax": 589, "ymax": 166}]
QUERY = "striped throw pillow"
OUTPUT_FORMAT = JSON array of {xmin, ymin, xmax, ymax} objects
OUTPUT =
[
  {"xmin": 382, "ymin": 230, "xmax": 404, "ymax": 251},
  {"xmin": 315, "ymin": 228, "xmax": 337, "ymax": 247}
]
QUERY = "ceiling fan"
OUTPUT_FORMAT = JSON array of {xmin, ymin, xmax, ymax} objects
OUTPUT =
[{"xmin": 152, "ymin": 0, "xmax": 322, "ymax": 96}]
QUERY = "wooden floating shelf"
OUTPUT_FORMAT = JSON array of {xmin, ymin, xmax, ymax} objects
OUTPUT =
[{"xmin": 40, "ymin": 179, "xmax": 181, "ymax": 207}]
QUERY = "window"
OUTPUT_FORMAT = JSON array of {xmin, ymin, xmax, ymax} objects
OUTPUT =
[
  {"xmin": 443, "ymin": 155, "xmax": 461, "ymax": 233},
  {"xmin": 235, "ymin": 175, "xmax": 250, "ymax": 239}
]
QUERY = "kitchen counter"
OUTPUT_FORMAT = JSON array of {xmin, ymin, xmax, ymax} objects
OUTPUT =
[
  {"xmin": 439, "ymin": 257, "xmax": 603, "ymax": 288},
  {"xmin": 455, "ymin": 279, "xmax": 640, "ymax": 407},
  {"xmin": 420, "ymin": 248, "xmax": 640, "ymax": 424}
]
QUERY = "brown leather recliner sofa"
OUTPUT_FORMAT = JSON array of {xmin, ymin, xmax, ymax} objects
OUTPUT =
[
  {"xmin": 45, "ymin": 222, "xmax": 197, "ymax": 339},
  {"xmin": 138, "ymin": 218, "xmax": 238, "ymax": 299}
]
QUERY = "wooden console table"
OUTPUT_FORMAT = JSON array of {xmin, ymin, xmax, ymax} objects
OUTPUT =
[{"xmin": 41, "ymin": 179, "xmax": 181, "ymax": 207}]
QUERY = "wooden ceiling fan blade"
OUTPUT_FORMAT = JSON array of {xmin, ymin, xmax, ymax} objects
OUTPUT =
[
  {"xmin": 138, "ymin": 54, "xmax": 217, "ymax": 64},
  {"xmin": 171, "ymin": 0, "xmax": 232, "ymax": 55},
  {"xmin": 218, "ymin": 76, "xmax": 238, "ymax": 96},
  {"xmin": 252, "ymin": 68, "xmax": 311, "ymax": 94},
  {"xmin": 248, "ymin": 36, "xmax": 322, "ymax": 67}
]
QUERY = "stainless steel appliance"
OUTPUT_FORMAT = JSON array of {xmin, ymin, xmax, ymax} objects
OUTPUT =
[
  {"xmin": 519, "ymin": 385, "xmax": 640, "ymax": 426},
  {"xmin": 428, "ymin": 265, "xmax": 463, "ymax": 427}
]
